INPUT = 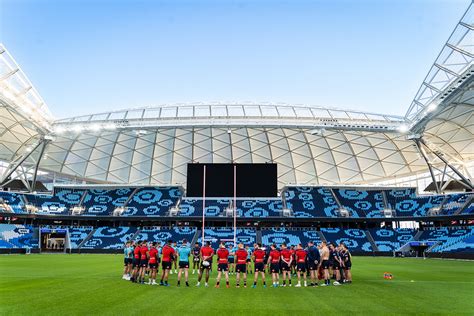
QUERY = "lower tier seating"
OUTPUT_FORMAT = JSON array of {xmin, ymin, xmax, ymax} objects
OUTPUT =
[
  {"xmin": 320, "ymin": 228, "xmax": 373, "ymax": 252},
  {"xmin": 68, "ymin": 227, "xmax": 94, "ymax": 248},
  {"xmin": 134, "ymin": 227, "xmax": 196, "ymax": 245},
  {"xmin": 261, "ymin": 228, "xmax": 322, "ymax": 246},
  {"xmin": 81, "ymin": 226, "xmax": 138, "ymax": 249},
  {"xmin": 0, "ymin": 224, "xmax": 38, "ymax": 248},
  {"xmin": 367, "ymin": 228, "xmax": 417, "ymax": 251},
  {"xmin": 197, "ymin": 228, "xmax": 256, "ymax": 249},
  {"xmin": 419, "ymin": 227, "xmax": 474, "ymax": 253}
]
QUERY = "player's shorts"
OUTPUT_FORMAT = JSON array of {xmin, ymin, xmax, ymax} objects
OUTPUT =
[
  {"xmin": 280, "ymin": 262, "xmax": 291, "ymax": 271},
  {"xmin": 254, "ymin": 262, "xmax": 265, "ymax": 272},
  {"xmin": 132, "ymin": 258, "xmax": 140, "ymax": 268},
  {"xmin": 228, "ymin": 257, "xmax": 235, "ymax": 264},
  {"xmin": 162, "ymin": 261, "xmax": 172, "ymax": 270},
  {"xmin": 332, "ymin": 261, "xmax": 340, "ymax": 269},
  {"xmin": 291, "ymin": 260, "xmax": 296, "ymax": 266},
  {"xmin": 217, "ymin": 263, "xmax": 228, "ymax": 272},
  {"xmin": 297, "ymin": 262, "xmax": 306, "ymax": 272},
  {"xmin": 307, "ymin": 261, "xmax": 318, "ymax": 271},
  {"xmin": 140, "ymin": 259, "xmax": 148, "ymax": 267},
  {"xmin": 200, "ymin": 261, "xmax": 212, "ymax": 270},
  {"xmin": 270, "ymin": 263, "xmax": 280, "ymax": 273},
  {"xmin": 179, "ymin": 262, "xmax": 189, "ymax": 269},
  {"xmin": 322, "ymin": 260, "xmax": 330, "ymax": 269},
  {"xmin": 236, "ymin": 264, "xmax": 247, "ymax": 273},
  {"xmin": 124, "ymin": 258, "xmax": 132, "ymax": 266},
  {"xmin": 344, "ymin": 262, "xmax": 352, "ymax": 270},
  {"xmin": 148, "ymin": 262, "xmax": 158, "ymax": 269}
]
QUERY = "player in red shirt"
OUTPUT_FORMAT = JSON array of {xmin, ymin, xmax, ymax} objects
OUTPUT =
[
  {"xmin": 215, "ymin": 242, "xmax": 230, "ymax": 288},
  {"xmin": 280, "ymin": 243, "xmax": 293, "ymax": 287},
  {"xmin": 159, "ymin": 240, "xmax": 175, "ymax": 286},
  {"xmin": 267, "ymin": 244, "xmax": 281, "ymax": 287},
  {"xmin": 147, "ymin": 242, "xmax": 159, "ymax": 285},
  {"xmin": 197, "ymin": 241, "xmax": 214, "ymax": 287},
  {"xmin": 290, "ymin": 245, "xmax": 297, "ymax": 275},
  {"xmin": 295, "ymin": 243, "xmax": 308, "ymax": 287},
  {"xmin": 252, "ymin": 243, "xmax": 267, "ymax": 288},
  {"xmin": 130, "ymin": 241, "xmax": 142, "ymax": 283},
  {"xmin": 235, "ymin": 243, "xmax": 248, "ymax": 288},
  {"xmin": 138, "ymin": 240, "xmax": 149, "ymax": 284}
]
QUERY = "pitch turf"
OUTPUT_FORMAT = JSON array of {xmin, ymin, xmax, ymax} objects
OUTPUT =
[{"xmin": 0, "ymin": 255, "xmax": 473, "ymax": 315}]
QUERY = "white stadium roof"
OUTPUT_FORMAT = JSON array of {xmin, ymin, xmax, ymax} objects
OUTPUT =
[{"xmin": 0, "ymin": 4, "xmax": 473, "ymax": 190}]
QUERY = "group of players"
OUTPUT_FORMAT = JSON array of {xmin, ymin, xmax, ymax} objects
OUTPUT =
[{"xmin": 122, "ymin": 239, "xmax": 352, "ymax": 288}]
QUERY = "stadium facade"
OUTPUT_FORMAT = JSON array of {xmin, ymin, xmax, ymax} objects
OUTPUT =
[{"xmin": 0, "ymin": 4, "xmax": 473, "ymax": 258}]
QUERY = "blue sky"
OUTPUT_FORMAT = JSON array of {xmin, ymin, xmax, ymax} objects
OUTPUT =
[{"xmin": 0, "ymin": 0, "xmax": 470, "ymax": 118}]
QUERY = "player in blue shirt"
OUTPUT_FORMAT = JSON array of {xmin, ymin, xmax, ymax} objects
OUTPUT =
[
  {"xmin": 177, "ymin": 239, "xmax": 192, "ymax": 287},
  {"xmin": 122, "ymin": 241, "xmax": 134, "ymax": 280},
  {"xmin": 228, "ymin": 244, "xmax": 235, "ymax": 275}
]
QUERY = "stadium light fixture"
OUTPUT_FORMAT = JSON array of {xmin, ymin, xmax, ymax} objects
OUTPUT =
[
  {"xmin": 427, "ymin": 103, "xmax": 438, "ymax": 113},
  {"xmin": 397, "ymin": 124, "xmax": 409, "ymax": 133}
]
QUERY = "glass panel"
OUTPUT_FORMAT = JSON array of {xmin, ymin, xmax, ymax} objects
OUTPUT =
[
  {"xmin": 126, "ymin": 110, "xmax": 143, "ymax": 119},
  {"xmin": 194, "ymin": 106, "xmax": 210, "ymax": 117},
  {"xmin": 160, "ymin": 107, "xmax": 177, "ymax": 118},
  {"xmin": 243, "ymin": 106, "xmax": 261, "ymax": 116},
  {"xmin": 227, "ymin": 106, "xmax": 245, "ymax": 116},
  {"xmin": 260, "ymin": 106, "xmax": 279, "ymax": 117},
  {"xmin": 211, "ymin": 106, "xmax": 227, "ymax": 117},
  {"xmin": 178, "ymin": 106, "xmax": 194, "ymax": 117},
  {"xmin": 143, "ymin": 108, "xmax": 161, "ymax": 119}
]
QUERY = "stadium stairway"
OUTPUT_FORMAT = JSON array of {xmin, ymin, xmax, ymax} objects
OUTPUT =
[
  {"xmin": 122, "ymin": 187, "xmax": 140, "ymax": 209},
  {"xmin": 317, "ymin": 230, "xmax": 326, "ymax": 242},
  {"xmin": 191, "ymin": 229, "xmax": 201, "ymax": 246},
  {"xmin": 412, "ymin": 230, "xmax": 424, "ymax": 241},
  {"xmin": 76, "ymin": 228, "xmax": 96, "ymax": 249},
  {"xmin": 453, "ymin": 195, "xmax": 473, "ymax": 215},
  {"xmin": 381, "ymin": 191, "xmax": 389, "ymax": 209},
  {"xmin": 365, "ymin": 230, "xmax": 379, "ymax": 251},
  {"xmin": 256, "ymin": 230, "xmax": 262, "ymax": 244}
]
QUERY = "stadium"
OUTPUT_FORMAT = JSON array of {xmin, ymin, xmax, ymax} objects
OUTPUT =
[{"xmin": 0, "ymin": 1, "xmax": 473, "ymax": 315}]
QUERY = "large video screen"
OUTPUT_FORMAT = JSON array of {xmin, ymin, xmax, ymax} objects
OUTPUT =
[{"xmin": 186, "ymin": 163, "xmax": 277, "ymax": 198}]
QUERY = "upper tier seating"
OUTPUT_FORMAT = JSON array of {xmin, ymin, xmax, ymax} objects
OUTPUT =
[
  {"xmin": 81, "ymin": 188, "xmax": 133, "ymax": 215},
  {"xmin": 122, "ymin": 187, "xmax": 182, "ymax": 216},
  {"xmin": 81, "ymin": 226, "xmax": 138, "ymax": 249},
  {"xmin": 178, "ymin": 198, "xmax": 230, "ymax": 217},
  {"xmin": 386, "ymin": 188, "xmax": 445, "ymax": 217},
  {"xmin": 24, "ymin": 188, "xmax": 86, "ymax": 215},
  {"xmin": 68, "ymin": 227, "xmax": 94, "ymax": 248},
  {"xmin": 235, "ymin": 199, "xmax": 283, "ymax": 217},
  {"xmin": 134, "ymin": 227, "xmax": 196, "ymax": 245},
  {"xmin": 0, "ymin": 224, "xmax": 38, "ymax": 248},
  {"xmin": 334, "ymin": 189, "xmax": 385, "ymax": 218},
  {"xmin": 461, "ymin": 199, "xmax": 474, "ymax": 214},
  {"xmin": 0, "ymin": 191, "xmax": 26, "ymax": 213},
  {"xmin": 284, "ymin": 186, "xmax": 339, "ymax": 218},
  {"xmin": 320, "ymin": 228, "xmax": 373, "ymax": 252},
  {"xmin": 368, "ymin": 228, "xmax": 417, "ymax": 251},
  {"xmin": 419, "ymin": 227, "xmax": 474, "ymax": 253},
  {"xmin": 440, "ymin": 193, "xmax": 472, "ymax": 215},
  {"xmin": 198, "ymin": 227, "xmax": 256, "ymax": 249},
  {"xmin": 261, "ymin": 228, "xmax": 322, "ymax": 246}
]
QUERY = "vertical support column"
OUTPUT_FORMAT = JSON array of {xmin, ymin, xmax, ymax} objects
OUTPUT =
[
  {"xmin": 201, "ymin": 165, "xmax": 206, "ymax": 244},
  {"xmin": 31, "ymin": 140, "xmax": 50, "ymax": 192},
  {"xmin": 233, "ymin": 164, "xmax": 237, "ymax": 247},
  {"xmin": 414, "ymin": 139, "xmax": 440, "ymax": 194}
]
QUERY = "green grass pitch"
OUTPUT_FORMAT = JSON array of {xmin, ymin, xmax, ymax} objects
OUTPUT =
[{"xmin": 1, "ymin": 254, "xmax": 473, "ymax": 315}]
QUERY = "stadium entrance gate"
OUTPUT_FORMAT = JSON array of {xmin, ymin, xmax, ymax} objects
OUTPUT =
[{"xmin": 40, "ymin": 227, "xmax": 67, "ymax": 253}]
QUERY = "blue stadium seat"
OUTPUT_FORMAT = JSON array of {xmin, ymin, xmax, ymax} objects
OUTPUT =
[
  {"xmin": 134, "ymin": 227, "xmax": 196, "ymax": 245},
  {"xmin": 81, "ymin": 226, "xmax": 138, "ymax": 249},
  {"xmin": 236, "ymin": 199, "xmax": 283, "ymax": 217},
  {"xmin": 334, "ymin": 189, "xmax": 385, "ymax": 218},
  {"xmin": 320, "ymin": 228, "xmax": 373, "ymax": 252},
  {"xmin": 0, "ymin": 191, "xmax": 26, "ymax": 213},
  {"xmin": 197, "ymin": 228, "xmax": 256, "ymax": 249},
  {"xmin": 0, "ymin": 224, "xmax": 38, "ymax": 248},
  {"xmin": 81, "ymin": 188, "xmax": 133, "ymax": 215},
  {"xmin": 261, "ymin": 228, "xmax": 321, "ymax": 247},
  {"xmin": 122, "ymin": 187, "xmax": 182, "ymax": 216},
  {"xmin": 386, "ymin": 189, "xmax": 444, "ymax": 217},
  {"xmin": 68, "ymin": 227, "xmax": 94, "ymax": 248},
  {"xmin": 25, "ymin": 188, "xmax": 86, "ymax": 215},
  {"xmin": 440, "ymin": 193, "xmax": 472, "ymax": 215},
  {"xmin": 284, "ymin": 187, "xmax": 339, "ymax": 218},
  {"xmin": 419, "ymin": 227, "xmax": 474, "ymax": 253},
  {"xmin": 367, "ymin": 228, "xmax": 417, "ymax": 251},
  {"xmin": 178, "ymin": 198, "xmax": 230, "ymax": 216}
]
